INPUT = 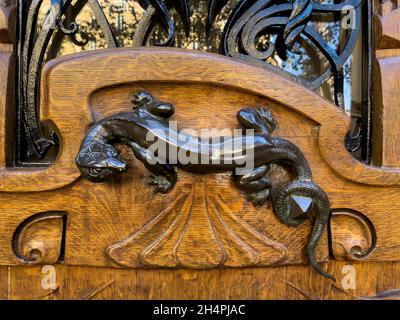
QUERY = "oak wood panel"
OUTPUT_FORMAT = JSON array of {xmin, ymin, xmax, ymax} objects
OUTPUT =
[
  {"xmin": 0, "ymin": 48, "xmax": 399, "ymax": 272},
  {"xmin": 0, "ymin": 266, "xmax": 8, "ymax": 299},
  {"xmin": 2, "ymin": 48, "xmax": 400, "ymax": 192},
  {"xmin": 0, "ymin": 2, "xmax": 14, "ymax": 167},
  {"xmin": 0, "ymin": 1, "xmax": 15, "ymax": 46},
  {"xmin": 5, "ymin": 261, "xmax": 400, "ymax": 300},
  {"xmin": 372, "ymin": 2, "xmax": 400, "ymax": 166},
  {"xmin": 41, "ymin": 49, "xmax": 400, "ymax": 186},
  {"xmin": 39, "ymin": 49, "xmax": 400, "ymax": 264},
  {"xmin": 0, "ymin": 0, "xmax": 400, "ymax": 301},
  {"xmin": 0, "ymin": 83, "xmax": 327, "ymax": 267},
  {"xmin": 0, "ymin": 51, "xmax": 11, "ymax": 166}
]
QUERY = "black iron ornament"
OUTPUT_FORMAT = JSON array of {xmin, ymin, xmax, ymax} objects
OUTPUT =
[
  {"xmin": 17, "ymin": 0, "xmax": 79, "ymax": 160},
  {"xmin": 216, "ymin": 0, "xmax": 362, "ymax": 108},
  {"xmin": 76, "ymin": 91, "xmax": 334, "ymax": 280},
  {"xmin": 16, "ymin": 0, "xmax": 364, "ymax": 161}
]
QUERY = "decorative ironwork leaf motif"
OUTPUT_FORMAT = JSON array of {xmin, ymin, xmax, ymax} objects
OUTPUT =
[
  {"xmin": 220, "ymin": 0, "xmax": 256, "ymax": 55},
  {"xmin": 88, "ymin": 0, "xmax": 118, "ymax": 47},
  {"xmin": 167, "ymin": 0, "xmax": 191, "ymax": 36}
]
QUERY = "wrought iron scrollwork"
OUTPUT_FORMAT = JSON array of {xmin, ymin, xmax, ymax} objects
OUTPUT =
[
  {"xmin": 76, "ymin": 91, "xmax": 334, "ymax": 280},
  {"xmin": 16, "ymin": 0, "xmax": 192, "ymax": 161},
  {"xmin": 137, "ymin": 0, "xmax": 190, "ymax": 45},
  {"xmin": 211, "ymin": 0, "xmax": 362, "ymax": 108},
  {"xmin": 17, "ymin": 0, "xmax": 79, "ymax": 160},
  {"xmin": 345, "ymin": 121, "xmax": 362, "ymax": 153},
  {"xmin": 16, "ymin": 0, "xmax": 364, "ymax": 162}
]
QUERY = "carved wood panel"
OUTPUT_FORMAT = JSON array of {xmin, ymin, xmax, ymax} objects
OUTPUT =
[
  {"xmin": 373, "ymin": 0, "xmax": 400, "ymax": 166},
  {"xmin": 0, "ymin": 47, "xmax": 400, "ymax": 281},
  {"xmin": 1, "ymin": 0, "xmax": 400, "ymax": 300},
  {"xmin": 4, "ymin": 261, "xmax": 400, "ymax": 300}
]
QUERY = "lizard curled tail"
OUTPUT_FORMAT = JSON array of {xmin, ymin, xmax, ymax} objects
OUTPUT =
[{"xmin": 267, "ymin": 138, "xmax": 334, "ymax": 281}]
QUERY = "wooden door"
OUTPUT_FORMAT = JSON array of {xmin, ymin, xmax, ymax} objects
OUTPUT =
[{"xmin": 1, "ymin": 0, "xmax": 400, "ymax": 300}]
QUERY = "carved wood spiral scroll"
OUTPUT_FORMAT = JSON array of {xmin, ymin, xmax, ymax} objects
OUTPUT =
[
  {"xmin": 12, "ymin": 211, "xmax": 67, "ymax": 264},
  {"xmin": 329, "ymin": 209, "xmax": 377, "ymax": 261}
]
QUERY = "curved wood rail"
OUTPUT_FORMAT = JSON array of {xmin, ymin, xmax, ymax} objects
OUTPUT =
[{"xmin": 0, "ymin": 48, "xmax": 399, "ymax": 191}]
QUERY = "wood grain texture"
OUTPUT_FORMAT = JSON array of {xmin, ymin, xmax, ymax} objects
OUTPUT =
[
  {"xmin": 20, "ymin": 50, "xmax": 400, "ymax": 261},
  {"xmin": 372, "ymin": 1, "xmax": 400, "ymax": 166},
  {"xmin": 2, "ymin": 48, "xmax": 400, "ymax": 191},
  {"xmin": 65, "ymin": 92, "xmax": 327, "ymax": 268},
  {"xmin": 0, "ymin": 0, "xmax": 399, "ymax": 299},
  {"xmin": 5, "ymin": 261, "xmax": 400, "ymax": 300},
  {"xmin": 106, "ymin": 182, "xmax": 289, "ymax": 268},
  {"xmin": 330, "ymin": 210, "xmax": 376, "ymax": 261},
  {"xmin": 0, "ymin": 1, "xmax": 14, "ymax": 167},
  {"xmin": 0, "ymin": 51, "xmax": 12, "ymax": 167},
  {"xmin": 375, "ymin": 1, "xmax": 400, "ymax": 49},
  {"xmin": 0, "ymin": 48, "xmax": 400, "ymax": 294},
  {"xmin": 0, "ymin": 48, "xmax": 399, "ymax": 271},
  {"xmin": 0, "ymin": 266, "xmax": 8, "ymax": 300},
  {"xmin": 0, "ymin": 51, "xmax": 332, "ymax": 269},
  {"xmin": 0, "ymin": 1, "xmax": 15, "ymax": 46},
  {"xmin": 12, "ymin": 211, "xmax": 66, "ymax": 265}
]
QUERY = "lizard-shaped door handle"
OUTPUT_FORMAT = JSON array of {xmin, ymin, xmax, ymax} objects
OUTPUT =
[{"xmin": 76, "ymin": 91, "xmax": 334, "ymax": 280}]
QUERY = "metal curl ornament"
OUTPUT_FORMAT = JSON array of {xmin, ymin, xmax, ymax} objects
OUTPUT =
[{"xmin": 57, "ymin": 19, "xmax": 79, "ymax": 35}]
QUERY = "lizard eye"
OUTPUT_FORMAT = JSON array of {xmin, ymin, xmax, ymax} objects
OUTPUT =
[
  {"xmin": 151, "ymin": 103, "xmax": 174, "ymax": 118},
  {"xmin": 132, "ymin": 91, "xmax": 153, "ymax": 107}
]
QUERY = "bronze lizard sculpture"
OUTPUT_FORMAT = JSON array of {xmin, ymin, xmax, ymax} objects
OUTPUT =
[{"xmin": 76, "ymin": 91, "xmax": 334, "ymax": 281}]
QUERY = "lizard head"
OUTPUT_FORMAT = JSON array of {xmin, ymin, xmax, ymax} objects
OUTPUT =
[
  {"xmin": 237, "ymin": 107, "xmax": 276, "ymax": 134},
  {"xmin": 76, "ymin": 140, "xmax": 127, "ymax": 182},
  {"xmin": 132, "ymin": 91, "xmax": 174, "ymax": 118},
  {"xmin": 256, "ymin": 107, "xmax": 276, "ymax": 133}
]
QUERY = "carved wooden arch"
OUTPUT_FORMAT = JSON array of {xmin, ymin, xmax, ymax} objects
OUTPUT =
[
  {"xmin": 2, "ymin": 48, "xmax": 400, "ymax": 192},
  {"xmin": 0, "ymin": 47, "xmax": 398, "ymax": 279}
]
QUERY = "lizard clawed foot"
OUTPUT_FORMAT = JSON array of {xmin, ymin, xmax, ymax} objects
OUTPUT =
[
  {"xmin": 147, "ymin": 174, "xmax": 174, "ymax": 193},
  {"xmin": 247, "ymin": 189, "xmax": 271, "ymax": 206},
  {"xmin": 235, "ymin": 165, "xmax": 272, "ymax": 206}
]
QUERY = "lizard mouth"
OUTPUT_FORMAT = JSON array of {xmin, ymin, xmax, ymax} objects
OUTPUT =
[
  {"xmin": 79, "ymin": 167, "xmax": 114, "ymax": 182},
  {"xmin": 87, "ymin": 168, "xmax": 106, "ymax": 174}
]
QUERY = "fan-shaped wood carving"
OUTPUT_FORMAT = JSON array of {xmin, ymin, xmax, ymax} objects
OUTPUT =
[{"xmin": 107, "ymin": 184, "xmax": 288, "ymax": 268}]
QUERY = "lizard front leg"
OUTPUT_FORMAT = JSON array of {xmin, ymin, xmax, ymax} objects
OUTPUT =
[
  {"xmin": 235, "ymin": 165, "xmax": 272, "ymax": 206},
  {"xmin": 122, "ymin": 138, "xmax": 177, "ymax": 193}
]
